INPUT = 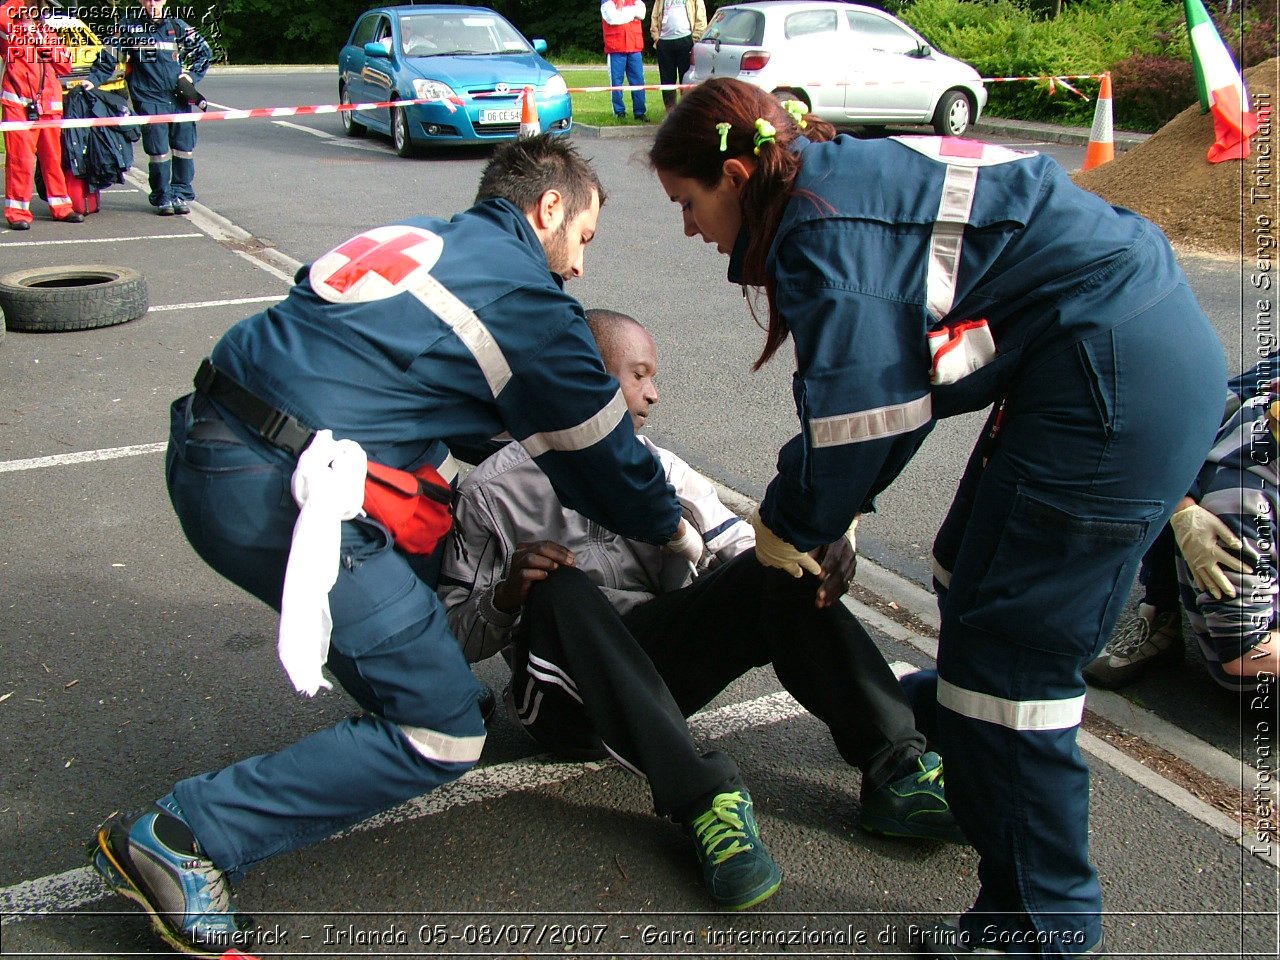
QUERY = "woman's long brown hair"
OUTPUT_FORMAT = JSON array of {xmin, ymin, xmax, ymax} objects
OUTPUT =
[{"xmin": 649, "ymin": 78, "xmax": 836, "ymax": 369}]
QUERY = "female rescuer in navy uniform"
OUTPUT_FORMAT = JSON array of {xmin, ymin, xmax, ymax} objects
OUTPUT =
[{"xmin": 648, "ymin": 77, "xmax": 1226, "ymax": 958}]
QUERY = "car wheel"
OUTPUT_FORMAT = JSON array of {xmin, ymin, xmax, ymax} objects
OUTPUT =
[
  {"xmin": 0, "ymin": 265, "xmax": 148, "ymax": 332},
  {"xmin": 772, "ymin": 87, "xmax": 811, "ymax": 112},
  {"xmin": 932, "ymin": 90, "xmax": 972, "ymax": 137},
  {"xmin": 392, "ymin": 106, "xmax": 417, "ymax": 158},
  {"xmin": 340, "ymin": 84, "xmax": 366, "ymax": 138}
]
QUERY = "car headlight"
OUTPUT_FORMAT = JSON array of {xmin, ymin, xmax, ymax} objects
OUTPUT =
[
  {"xmin": 542, "ymin": 75, "xmax": 568, "ymax": 97},
  {"xmin": 413, "ymin": 79, "xmax": 458, "ymax": 102}
]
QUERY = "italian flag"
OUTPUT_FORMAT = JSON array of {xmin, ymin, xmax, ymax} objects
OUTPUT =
[{"xmin": 1184, "ymin": 0, "xmax": 1259, "ymax": 162}]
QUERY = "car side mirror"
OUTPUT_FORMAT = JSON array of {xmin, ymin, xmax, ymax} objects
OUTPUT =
[
  {"xmin": 364, "ymin": 40, "xmax": 391, "ymax": 58},
  {"xmin": 532, "ymin": 38, "xmax": 548, "ymax": 55},
  {"xmin": 910, "ymin": 43, "xmax": 932, "ymax": 59}
]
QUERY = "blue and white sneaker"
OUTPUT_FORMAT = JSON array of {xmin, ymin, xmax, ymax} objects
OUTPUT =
[{"xmin": 89, "ymin": 794, "xmax": 251, "ymax": 956}]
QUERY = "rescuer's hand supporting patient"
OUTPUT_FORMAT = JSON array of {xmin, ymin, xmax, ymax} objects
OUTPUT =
[
  {"xmin": 1170, "ymin": 498, "xmax": 1251, "ymax": 600},
  {"xmin": 494, "ymin": 541, "xmax": 577, "ymax": 614},
  {"xmin": 664, "ymin": 518, "xmax": 704, "ymax": 565},
  {"xmin": 750, "ymin": 508, "xmax": 822, "ymax": 579}
]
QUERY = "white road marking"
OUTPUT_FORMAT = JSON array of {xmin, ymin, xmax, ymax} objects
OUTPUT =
[
  {"xmin": 330, "ymin": 138, "xmax": 397, "ymax": 154},
  {"xmin": 232, "ymin": 248, "xmax": 296, "ymax": 283},
  {"xmin": 273, "ymin": 119, "xmax": 336, "ymax": 139},
  {"xmin": 0, "ymin": 692, "xmax": 806, "ymax": 923},
  {"xmin": 0, "ymin": 444, "xmax": 167, "ymax": 474},
  {"xmin": 0, "ymin": 233, "xmax": 201, "ymax": 247},
  {"xmin": 149, "ymin": 295, "xmax": 285, "ymax": 312}
]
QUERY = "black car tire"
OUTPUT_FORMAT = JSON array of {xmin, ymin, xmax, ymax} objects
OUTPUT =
[
  {"xmin": 392, "ymin": 105, "xmax": 417, "ymax": 158},
  {"xmin": 932, "ymin": 90, "xmax": 972, "ymax": 137},
  {"xmin": 0, "ymin": 265, "xmax": 148, "ymax": 332},
  {"xmin": 340, "ymin": 84, "xmax": 366, "ymax": 138},
  {"xmin": 1, "ymin": 304, "xmax": 6, "ymax": 345}
]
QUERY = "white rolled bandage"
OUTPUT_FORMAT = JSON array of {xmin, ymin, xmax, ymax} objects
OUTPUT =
[{"xmin": 278, "ymin": 430, "xmax": 368, "ymax": 696}]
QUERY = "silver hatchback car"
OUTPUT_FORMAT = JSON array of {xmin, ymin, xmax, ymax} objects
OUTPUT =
[{"xmin": 687, "ymin": 1, "xmax": 987, "ymax": 136}]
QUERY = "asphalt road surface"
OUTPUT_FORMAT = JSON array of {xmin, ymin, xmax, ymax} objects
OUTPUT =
[{"xmin": 0, "ymin": 69, "xmax": 1274, "ymax": 959}]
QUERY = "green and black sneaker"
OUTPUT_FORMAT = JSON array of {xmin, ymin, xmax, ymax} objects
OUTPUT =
[
  {"xmin": 688, "ymin": 789, "xmax": 782, "ymax": 910},
  {"xmin": 859, "ymin": 751, "xmax": 967, "ymax": 844}
]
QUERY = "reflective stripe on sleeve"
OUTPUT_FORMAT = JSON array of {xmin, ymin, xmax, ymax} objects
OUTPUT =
[
  {"xmin": 409, "ymin": 275, "xmax": 512, "ymax": 397},
  {"xmin": 926, "ymin": 163, "xmax": 978, "ymax": 320},
  {"xmin": 932, "ymin": 556, "xmax": 952, "ymax": 589},
  {"xmin": 809, "ymin": 394, "xmax": 931, "ymax": 448},
  {"xmin": 435, "ymin": 452, "xmax": 460, "ymax": 484},
  {"xmin": 937, "ymin": 676, "xmax": 1085, "ymax": 731},
  {"xmin": 520, "ymin": 388, "xmax": 629, "ymax": 458},
  {"xmin": 397, "ymin": 723, "xmax": 485, "ymax": 763}
]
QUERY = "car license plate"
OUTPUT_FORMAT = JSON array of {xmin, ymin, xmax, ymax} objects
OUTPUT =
[{"xmin": 479, "ymin": 108, "xmax": 520, "ymax": 124}]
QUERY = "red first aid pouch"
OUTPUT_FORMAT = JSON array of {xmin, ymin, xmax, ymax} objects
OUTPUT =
[{"xmin": 363, "ymin": 460, "xmax": 454, "ymax": 555}]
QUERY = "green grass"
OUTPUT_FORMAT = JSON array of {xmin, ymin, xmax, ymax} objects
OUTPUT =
[{"xmin": 560, "ymin": 66, "xmax": 671, "ymax": 127}]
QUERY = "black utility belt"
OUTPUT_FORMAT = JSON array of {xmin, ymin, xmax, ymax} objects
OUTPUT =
[{"xmin": 193, "ymin": 358, "xmax": 315, "ymax": 457}]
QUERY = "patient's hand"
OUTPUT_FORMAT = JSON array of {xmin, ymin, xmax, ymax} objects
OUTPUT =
[{"xmin": 494, "ymin": 540, "xmax": 575, "ymax": 613}]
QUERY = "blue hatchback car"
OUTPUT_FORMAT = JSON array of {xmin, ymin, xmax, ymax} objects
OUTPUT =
[{"xmin": 338, "ymin": 5, "xmax": 573, "ymax": 155}]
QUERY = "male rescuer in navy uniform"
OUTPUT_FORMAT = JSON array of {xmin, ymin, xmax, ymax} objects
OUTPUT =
[
  {"xmin": 85, "ymin": 0, "xmax": 211, "ymax": 215},
  {"xmin": 88, "ymin": 134, "xmax": 698, "ymax": 957}
]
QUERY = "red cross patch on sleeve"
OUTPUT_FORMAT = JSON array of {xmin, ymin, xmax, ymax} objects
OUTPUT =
[{"xmin": 309, "ymin": 226, "xmax": 445, "ymax": 303}]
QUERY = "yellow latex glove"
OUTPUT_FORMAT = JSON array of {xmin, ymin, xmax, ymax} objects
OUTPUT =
[
  {"xmin": 1170, "ymin": 502, "xmax": 1250, "ymax": 600},
  {"xmin": 750, "ymin": 508, "xmax": 821, "ymax": 578}
]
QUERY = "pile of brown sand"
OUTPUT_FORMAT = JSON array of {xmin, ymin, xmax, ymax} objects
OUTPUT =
[{"xmin": 1073, "ymin": 57, "xmax": 1278, "ymax": 257}]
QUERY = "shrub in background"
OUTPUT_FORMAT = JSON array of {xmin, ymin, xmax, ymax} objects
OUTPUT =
[
  {"xmin": 1109, "ymin": 54, "xmax": 1196, "ymax": 131},
  {"xmin": 899, "ymin": 0, "xmax": 1188, "ymax": 128}
]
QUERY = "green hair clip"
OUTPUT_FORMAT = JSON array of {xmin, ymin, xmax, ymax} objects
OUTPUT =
[
  {"xmin": 780, "ymin": 99, "xmax": 808, "ymax": 129},
  {"xmin": 715, "ymin": 122, "xmax": 731, "ymax": 152},
  {"xmin": 753, "ymin": 118, "xmax": 777, "ymax": 155}
]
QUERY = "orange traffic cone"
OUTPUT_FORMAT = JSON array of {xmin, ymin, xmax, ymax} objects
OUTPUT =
[
  {"xmin": 1082, "ymin": 72, "xmax": 1115, "ymax": 170},
  {"xmin": 518, "ymin": 86, "xmax": 540, "ymax": 139}
]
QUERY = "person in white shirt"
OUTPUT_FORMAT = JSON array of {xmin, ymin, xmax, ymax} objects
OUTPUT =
[
  {"xmin": 650, "ymin": 0, "xmax": 707, "ymax": 110},
  {"xmin": 440, "ymin": 308, "xmax": 963, "ymax": 912}
]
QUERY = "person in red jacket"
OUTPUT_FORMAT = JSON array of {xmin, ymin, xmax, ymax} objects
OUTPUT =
[
  {"xmin": 0, "ymin": 0, "xmax": 84, "ymax": 229},
  {"xmin": 602, "ymin": 0, "xmax": 647, "ymax": 121}
]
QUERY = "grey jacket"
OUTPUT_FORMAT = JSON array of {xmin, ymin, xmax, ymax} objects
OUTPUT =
[{"xmin": 439, "ymin": 435, "xmax": 753, "ymax": 663}]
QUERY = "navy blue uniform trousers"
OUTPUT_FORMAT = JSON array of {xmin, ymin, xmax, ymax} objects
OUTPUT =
[
  {"xmin": 905, "ymin": 287, "xmax": 1225, "ymax": 956},
  {"xmin": 164, "ymin": 394, "xmax": 486, "ymax": 879},
  {"xmin": 134, "ymin": 95, "xmax": 197, "ymax": 206}
]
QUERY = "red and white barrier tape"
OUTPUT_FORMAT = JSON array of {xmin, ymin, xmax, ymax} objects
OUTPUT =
[
  {"xmin": 0, "ymin": 73, "xmax": 1108, "ymax": 133},
  {"xmin": 0, "ymin": 94, "xmax": 457, "ymax": 133}
]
